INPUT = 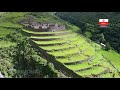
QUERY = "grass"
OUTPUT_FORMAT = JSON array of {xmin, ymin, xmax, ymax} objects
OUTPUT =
[
  {"xmin": 99, "ymin": 73, "xmax": 112, "ymax": 78},
  {"xmin": 0, "ymin": 22, "xmax": 23, "ymax": 28},
  {"xmin": 0, "ymin": 12, "xmax": 27, "ymax": 24},
  {"xmin": 56, "ymin": 54, "xmax": 88, "ymax": 63},
  {"xmin": 76, "ymin": 66, "xmax": 106, "ymax": 76},
  {"xmin": 33, "ymin": 36, "xmax": 80, "ymax": 45},
  {"xmin": 85, "ymin": 31, "xmax": 92, "ymax": 38},
  {"xmin": 93, "ymin": 53, "xmax": 103, "ymax": 61},
  {"xmin": 91, "ymin": 42, "xmax": 102, "ymax": 51},
  {"xmin": 99, "ymin": 61, "xmax": 114, "ymax": 71},
  {"xmin": 23, "ymin": 29, "xmax": 72, "ymax": 34},
  {"xmin": 0, "ymin": 27, "xmax": 16, "ymax": 38},
  {"xmin": 40, "ymin": 43, "xmax": 75, "ymax": 51},
  {"xmin": 40, "ymin": 39, "xmax": 86, "ymax": 51},
  {"xmin": 0, "ymin": 40, "xmax": 16, "ymax": 48},
  {"xmin": 65, "ymin": 60, "xmax": 100, "ymax": 71},
  {"xmin": 66, "ymin": 22, "xmax": 80, "ymax": 32},
  {"xmin": 33, "ymin": 39, "xmax": 67, "ymax": 45},
  {"xmin": 100, "ymin": 50, "xmax": 120, "ymax": 71},
  {"xmin": 78, "ymin": 42, "xmax": 90, "ymax": 51},
  {"xmin": 64, "ymin": 54, "xmax": 105, "ymax": 71},
  {"xmin": 48, "ymin": 47, "xmax": 80, "ymax": 57},
  {"xmin": 99, "ymin": 71, "xmax": 120, "ymax": 78},
  {"xmin": 83, "ymin": 47, "xmax": 95, "ymax": 56},
  {"xmin": 72, "ymin": 38, "xmax": 85, "ymax": 45},
  {"xmin": 39, "ymin": 38, "xmax": 89, "ymax": 53},
  {"xmin": 30, "ymin": 33, "xmax": 77, "ymax": 39},
  {"xmin": 33, "ymin": 12, "xmax": 67, "ymax": 25},
  {"xmin": 0, "ymin": 12, "xmax": 26, "ymax": 39}
]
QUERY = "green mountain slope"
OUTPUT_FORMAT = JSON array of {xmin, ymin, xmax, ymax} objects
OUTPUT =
[{"xmin": 0, "ymin": 12, "xmax": 120, "ymax": 78}]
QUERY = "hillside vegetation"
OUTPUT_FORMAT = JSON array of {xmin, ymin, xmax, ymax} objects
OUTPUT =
[
  {"xmin": 0, "ymin": 12, "xmax": 67, "ymax": 78},
  {"xmin": 56, "ymin": 12, "xmax": 120, "ymax": 53},
  {"xmin": 0, "ymin": 12, "xmax": 120, "ymax": 78}
]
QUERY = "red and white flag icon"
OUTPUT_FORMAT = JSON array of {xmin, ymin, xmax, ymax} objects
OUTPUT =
[{"xmin": 99, "ymin": 19, "xmax": 109, "ymax": 26}]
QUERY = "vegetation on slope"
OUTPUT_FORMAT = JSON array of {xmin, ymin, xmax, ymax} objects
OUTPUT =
[
  {"xmin": 23, "ymin": 25, "xmax": 120, "ymax": 78},
  {"xmin": 0, "ymin": 12, "xmax": 67, "ymax": 78},
  {"xmin": 56, "ymin": 12, "xmax": 120, "ymax": 53},
  {"xmin": 1, "ymin": 12, "xmax": 120, "ymax": 78}
]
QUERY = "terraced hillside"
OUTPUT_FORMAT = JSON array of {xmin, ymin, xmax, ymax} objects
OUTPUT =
[
  {"xmin": 22, "ymin": 27, "xmax": 120, "ymax": 78},
  {"xmin": 1, "ymin": 12, "xmax": 120, "ymax": 78}
]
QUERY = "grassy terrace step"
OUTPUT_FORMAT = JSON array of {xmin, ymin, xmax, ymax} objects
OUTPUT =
[
  {"xmin": 47, "ymin": 42, "xmax": 91, "ymax": 58},
  {"xmin": 99, "ymin": 61, "xmax": 115, "ymax": 70},
  {"xmin": 30, "ymin": 33, "xmax": 77, "ymax": 41},
  {"xmin": 31, "ymin": 38, "xmax": 60, "ymax": 41},
  {"xmin": 47, "ymin": 47, "xmax": 80, "ymax": 57},
  {"xmin": 65, "ymin": 60, "xmax": 101, "ymax": 71},
  {"xmin": 55, "ymin": 46, "xmax": 94, "ymax": 61},
  {"xmin": 30, "ymin": 33, "xmax": 77, "ymax": 39},
  {"xmin": 68, "ymin": 37, "xmax": 86, "ymax": 45},
  {"xmin": 83, "ymin": 47, "xmax": 95, "ymax": 56},
  {"xmin": 22, "ymin": 29, "xmax": 72, "ymax": 35},
  {"xmin": 89, "ymin": 53, "xmax": 114, "ymax": 71},
  {"xmin": 74, "ymin": 61, "xmax": 113, "ymax": 73},
  {"xmin": 75, "ymin": 66, "xmax": 106, "ymax": 77},
  {"xmin": 40, "ymin": 43, "xmax": 77, "ymax": 51},
  {"xmin": 57, "ymin": 53, "xmax": 87, "ymax": 63},
  {"xmin": 32, "ymin": 36, "xmax": 80, "ymax": 45},
  {"xmin": 75, "ymin": 65, "xmax": 101, "ymax": 72},
  {"xmin": 64, "ymin": 56, "xmax": 94, "ymax": 65},
  {"xmin": 43, "ymin": 45, "xmax": 76, "ymax": 51},
  {"xmin": 100, "ymin": 50, "xmax": 120, "ymax": 71},
  {"xmin": 78, "ymin": 42, "xmax": 90, "ymax": 51},
  {"xmin": 56, "ymin": 54, "xmax": 88, "ymax": 63},
  {"xmin": 99, "ymin": 71, "xmax": 120, "ymax": 78},
  {"xmin": 40, "ymin": 38, "xmax": 86, "ymax": 51},
  {"xmin": 99, "ymin": 73, "xmax": 112, "ymax": 78}
]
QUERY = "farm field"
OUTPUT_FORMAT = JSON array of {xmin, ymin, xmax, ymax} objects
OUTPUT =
[{"xmin": 22, "ymin": 25, "xmax": 120, "ymax": 78}]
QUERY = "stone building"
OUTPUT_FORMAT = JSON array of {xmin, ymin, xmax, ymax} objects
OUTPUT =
[
  {"xmin": 20, "ymin": 19, "xmax": 65, "ymax": 32},
  {"xmin": 29, "ymin": 22, "xmax": 65, "ymax": 32}
]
